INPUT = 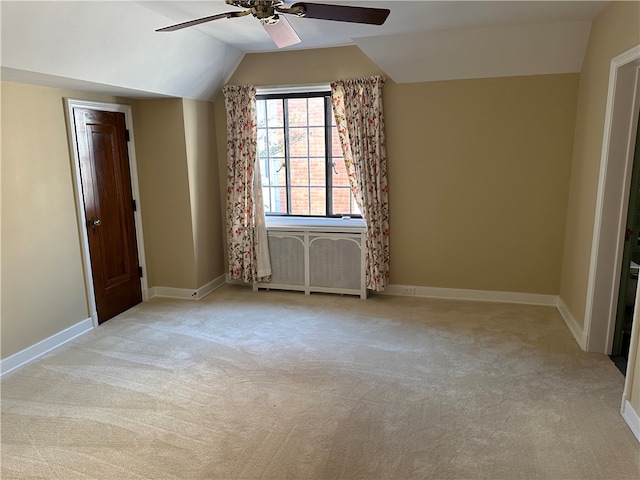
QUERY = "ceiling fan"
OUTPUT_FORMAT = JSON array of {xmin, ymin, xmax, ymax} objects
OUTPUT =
[{"xmin": 156, "ymin": 0, "xmax": 390, "ymax": 48}]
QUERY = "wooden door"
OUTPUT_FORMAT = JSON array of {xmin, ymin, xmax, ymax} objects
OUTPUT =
[{"xmin": 73, "ymin": 108, "xmax": 142, "ymax": 324}]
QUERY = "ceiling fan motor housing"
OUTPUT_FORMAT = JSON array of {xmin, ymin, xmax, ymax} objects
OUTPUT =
[{"xmin": 227, "ymin": 0, "xmax": 306, "ymax": 20}]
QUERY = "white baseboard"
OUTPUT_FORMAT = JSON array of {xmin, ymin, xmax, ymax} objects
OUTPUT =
[
  {"xmin": 380, "ymin": 284, "xmax": 558, "ymax": 306},
  {"xmin": 0, "ymin": 317, "xmax": 94, "ymax": 377},
  {"xmin": 379, "ymin": 285, "xmax": 595, "ymax": 350},
  {"xmin": 622, "ymin": 400, "xmax": 640, "ymax": 443},
  {"xmin": 149, "ymin": 274, "xmax": 226, "ymax": 301},
  {"xmin": 557, "ymin": 297, "xmax": 587, "ymax": 350}
]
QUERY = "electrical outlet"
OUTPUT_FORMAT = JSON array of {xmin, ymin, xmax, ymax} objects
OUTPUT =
[{"xmin": 402, "ymin": 286, "xmax": 416, "ymax": 296}]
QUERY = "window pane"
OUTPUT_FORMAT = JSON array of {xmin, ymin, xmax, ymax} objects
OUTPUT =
[
  {"xmin": 333, "ymin": 187, "xmax": 361, "ymax": 217},
  {"xmin": 267, "ymin": 128, "xmax": 285, "ymax": 157},
  {"xmin": 269, "ymin": 186, "xmax": 287, "ymax": 214},
  {"xmin": 332, "ymin": 157, "xmax": 349, "ymax": 186},
  {"xmin": 332, "ymin": 187, "xmax": 351, "ymax": 216},
  {"xmin": 289, "ymin": 127, "xmax": 308, "ymax": 157},
  {"xmin": 308, "ymin": 97, "xmax": 325, "ymax": 126},
  {"xmin": 309, "ymin": 157, "xmax": 325, "ymax": 187},
  {"xmin": 291, "ymin": 187, "xmax": 309, "ymax": 215},
  {"xmin": 351, "ymin": 194, "xmax": 361, "ymax": 216},
  {"xmin": 287, "ymin": 98, "xmax": 307, "ymax": 127},
  {"xmin": 257, "ymin": 129, "xmax": 268, "ymax": 160},
  {"xmin": 308, "ymin": 127, "xmax": 325, "ymax": 156},
  {"xmin": 269, "ymin": 157, "xmax": 286, "ymax": 186},
  {"xmin": 310, "ymin": 187, "xmax": 326, "ymax": 216},
  {"xmin": 256, "ymin": 101, "xmax": 267, "ymax": 128},
  {"xmin": 331, "ymin": 126, "xmax": 343, "ymax": 157},
  {"xmin": 290, "ymin": 158, "xmax": 309, "ymax": 186},
  {"xmin": 266, "ymin": 99, "xmax": 283, "ymax": 127},
  {"xmin": 259, "ymin": 157, "xmax": 270, "ymax": 187}
]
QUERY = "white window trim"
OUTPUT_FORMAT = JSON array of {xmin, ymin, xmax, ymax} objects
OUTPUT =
[
  {"xmin": 256, "ymin": 83, "xmax": 330, "ymax": 95},
  {"xmin": 265, "ymin": 215, "xmax": 365, "ymax": 233}
]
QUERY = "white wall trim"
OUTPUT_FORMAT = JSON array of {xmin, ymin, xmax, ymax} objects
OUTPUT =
[
  {"xmin": 379, "ymin": 285, "xmax": 594, "ymax": 350},
  {"xmin": 64, "ymin": 99, "xmax": 150, "ymax": 329},
  {"xmin": 621, "ymin": 400, "xmax": 640, "ymax": 443},
  {"xmin": 235, "ymin": 277, "xmax": 560, "ymax": 307},
  {"xmin": 557, "ymin": 297, "xmax": 588, "ymax": 350},
  {"xmin": 379, "ymin": 284, "xmax": 558, "ymax": 306},
  {"xmin": 149, "ymin": 274, "xmax": 226, "ymax": 301},
  {"xmin": 0, "ymin": 318, "xmax": 93, "ymax": 377}
]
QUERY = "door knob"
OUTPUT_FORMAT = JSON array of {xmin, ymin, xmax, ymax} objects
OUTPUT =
[{"xmin": 90, "ymin": 218, "xmax": 101, "ymax": 228}]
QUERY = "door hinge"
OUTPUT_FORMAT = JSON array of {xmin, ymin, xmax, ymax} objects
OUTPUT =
[
  {"xmin": 132, "ymin": 199, "xmax": 137, "ymax": 212},
  {"xmin": 125, "ymin": 129, "xmax": 130, "ymax": 142},
  {"xmin": 138, "ymin": 266, "xmax": 143, "ymax": 278}
]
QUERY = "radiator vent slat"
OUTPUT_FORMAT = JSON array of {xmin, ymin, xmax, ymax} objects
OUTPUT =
[
  {"xmin": 254, "ymin": 229, "xmax": 367, "ymax": 298},
  {"xmin": 269, "ymin": 235, "xmax": 305, "ymax": 286},
  {"xmin": 309, "ymin": 237, "xmax": 362, "ymax": 290}
]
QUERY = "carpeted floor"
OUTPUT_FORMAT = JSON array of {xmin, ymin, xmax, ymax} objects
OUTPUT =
[{"xmin": 1, "ymin": 285, "xmax": 639, "ymax": 479}]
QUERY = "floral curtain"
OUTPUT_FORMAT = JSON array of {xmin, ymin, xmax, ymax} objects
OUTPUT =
[
  {"xmin": 331, "ymin": 76, "xmax": 389, "ymax": 291},
  {"xmin": 222, "ymin": 84, "xmax": 271, "ymax": 283}
]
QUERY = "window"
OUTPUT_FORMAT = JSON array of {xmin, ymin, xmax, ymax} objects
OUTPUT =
[{"xmin": 256, "ymin": 91, "xmax": 360, "ymax": 217}]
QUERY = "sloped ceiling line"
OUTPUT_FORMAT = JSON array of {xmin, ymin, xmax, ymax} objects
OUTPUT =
[{"xmin": 0, "ymin": 1, "xmax": 607, "ymax": 101}]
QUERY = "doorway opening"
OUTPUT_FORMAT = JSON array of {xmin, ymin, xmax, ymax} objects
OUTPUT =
[{"xmin": 611, "ymin": 118, "xmax": 640, "ymax": 375}]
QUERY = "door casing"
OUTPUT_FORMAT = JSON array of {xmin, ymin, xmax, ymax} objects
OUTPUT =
[
  {"xmin": 584, "ymin": 46, "xmax": 640, "ymax": 355},
  {"xmin": 65, "ymin": 99, "xmax": 149, "ymax": 328}
]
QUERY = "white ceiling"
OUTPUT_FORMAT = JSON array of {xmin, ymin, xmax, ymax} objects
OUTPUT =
[{"xmin": 1, "ymin": 1, "xmax": 609, "ymax": 101}]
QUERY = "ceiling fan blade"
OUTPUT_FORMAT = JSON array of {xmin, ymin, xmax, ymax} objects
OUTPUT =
[
  {"xmin": 156, "ymin": 12, "xmax": 231, "ymax": 32},
  {"xmin": 292, "ymin": 2, "xmax": 390, "ymax": 25},
  {"xmin": 262, "ymin": 16, "xmax": 301, "ymax": 48}
]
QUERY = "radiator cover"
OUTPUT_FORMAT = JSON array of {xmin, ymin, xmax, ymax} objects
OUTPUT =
[{"xmin": 254, "ymin": 226, "xmax": 367, "ymax": 299}]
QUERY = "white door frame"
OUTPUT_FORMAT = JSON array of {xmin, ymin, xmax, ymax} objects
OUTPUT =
[
  {"xmin": 584, "ymin": 45, "xmax": 640, "ymax": 354},
  {"xmin": 64, "ymin": 99, "xmax": 149, "ymax": 328}
]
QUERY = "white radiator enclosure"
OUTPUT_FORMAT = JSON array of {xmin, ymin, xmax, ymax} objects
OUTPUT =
[{"xmin": 254, "ymin": 218, "xmax": 367, "ymax": 299}]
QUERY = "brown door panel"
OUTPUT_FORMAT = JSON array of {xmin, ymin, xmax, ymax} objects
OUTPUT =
[{"xmin": 74, "ymin": 108, "xmax": 142, "ymax": 323}]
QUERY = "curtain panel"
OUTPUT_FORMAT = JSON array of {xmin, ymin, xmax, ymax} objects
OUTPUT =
[
  {"xmin": 222, "ymin": 84, "xmax": 271, "ymax": 284},
  {"xmin": 330, "ymin": 76, "xmax": 390, "ymax": 291}
]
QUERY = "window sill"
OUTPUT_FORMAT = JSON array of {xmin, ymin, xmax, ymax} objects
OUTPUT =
[{"xmin": 265, "ymin": 216, "xmax": 366, "ymax": 233}]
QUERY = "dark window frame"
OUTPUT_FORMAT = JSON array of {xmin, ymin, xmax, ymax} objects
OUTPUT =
[{"xmin": 256, "ymin": 91, "xmax": 360, "ymax": 219}]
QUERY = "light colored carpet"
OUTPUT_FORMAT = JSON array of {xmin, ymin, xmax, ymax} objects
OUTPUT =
[{"xmin": 1, "ymin": 285, "xmax": 639, "ymax": 479}]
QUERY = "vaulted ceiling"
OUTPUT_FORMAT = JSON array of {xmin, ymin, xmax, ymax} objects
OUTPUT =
[{"xmin": 1, "ymin": 1, "xmax": 609, "ymax": 101}]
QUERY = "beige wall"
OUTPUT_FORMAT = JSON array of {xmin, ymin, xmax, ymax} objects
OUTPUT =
[
  {"xmin": 133, "ymin": 98, "xmax": 198, "ymax": 289},
  {"xmin": 1, "ymin": 82, "xmax": 123, "ymax": 357},
  {"xmin": 384, "ymin": 74, "xmax": 577, "ymax": 293},
  {"xmin": 133, "ymin": 98, "xmax": 225, "ymax": 290},
  {"xmin": 182, "ymin": 99, "xmax": 225, "ymax": 287},
  {"xmin": 560, "ymin": 1, "xmax": 640, "ymax": 327},
  {"xmin": 217, "ymin": 46, "xmax": 578, "ymax": 294}
]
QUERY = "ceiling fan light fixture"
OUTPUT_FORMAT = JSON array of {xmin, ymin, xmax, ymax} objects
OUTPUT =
[{"xmin": 262, "ymin": 14, "xmax": 280, "ymax": 25}]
